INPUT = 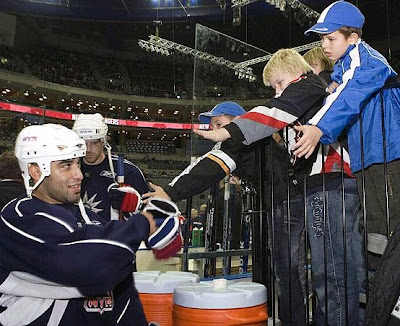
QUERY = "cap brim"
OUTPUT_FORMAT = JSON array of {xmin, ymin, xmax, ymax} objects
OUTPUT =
[
  {"xmin": 304, "ymin": 22, "xmax": 341, "ymax": 35},
  {"xmin": 198, "ymin": 112, "xmax": 214, "ymax": 124}
]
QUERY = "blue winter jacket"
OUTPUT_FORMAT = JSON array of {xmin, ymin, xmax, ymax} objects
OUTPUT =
[{"xmin": 309, "ymin": 39, "xmax": 400, "ymax": 172}]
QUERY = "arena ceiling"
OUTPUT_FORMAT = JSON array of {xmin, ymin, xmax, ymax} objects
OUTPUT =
[
  {"xmin": 0, "ymin": 0, "xmax": 331, "ymax": 22},
  {"xmin": 0, "ymin": 0, "xmax": 398, "ymax": 54}
]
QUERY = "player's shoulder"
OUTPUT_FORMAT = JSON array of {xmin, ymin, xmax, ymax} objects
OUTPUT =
[{"xmin": 2, "ymin": 197, "xmax": 78, "ymax": 230}]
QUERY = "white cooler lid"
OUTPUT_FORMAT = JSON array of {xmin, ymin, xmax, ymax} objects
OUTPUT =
[
  {"xmin": 173, "ymin": 279, "xmax": 267, "ymax": 309},
  {"xmin": 134, "ymin": 271, "xmax": 200, "ymax": 294}
]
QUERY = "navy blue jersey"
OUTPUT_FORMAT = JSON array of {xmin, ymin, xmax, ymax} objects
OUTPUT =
[
  {"xmin": 81, "ymin": 155, "xmax": 149, "ymax": 221},
  {"xmin": 0, "ymin": 196, "xmax": 150, "ymax": 325}
]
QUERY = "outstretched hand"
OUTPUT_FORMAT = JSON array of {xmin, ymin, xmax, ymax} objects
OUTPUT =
[
  {"xmin": 292, "ymin": 125, "xmax": 323, "ymax": 159},
  {"xmin": 193, "ymin": 127, "xmax": 231, "ymax": 142},
  {"xmin": 142, "ymin": 182, "xmax": 171, "ymax": 203}
]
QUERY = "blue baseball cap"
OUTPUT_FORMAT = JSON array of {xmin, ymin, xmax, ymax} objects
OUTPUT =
[
  {"xmin": 305, "ymin": 1, "xmax": 364, "ymax": 35},
  {"xmin": 198, "ymin": 101, "xmax": 246, "ymax": 124}
]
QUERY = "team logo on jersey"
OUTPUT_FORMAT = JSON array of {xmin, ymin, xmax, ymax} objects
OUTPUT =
[
  {"xmin": 100, "ymin": 170, "xmax": 115, "ymax": 179},
  {"xmin": 82, "ymin": 191, "xmax": 103, "ymax": 214},
  {"xmin": 84, "ymin": 291, "xmax": 114, "ymax": 314}
]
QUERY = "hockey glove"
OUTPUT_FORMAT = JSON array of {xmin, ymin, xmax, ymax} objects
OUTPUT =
[
  {"xmin": 109, "ymin": 184, "xmax": 142, "ymax": 213},
  {"xmin": 143, "ymin": 198, "xmax": 183, "ymax": 259}
]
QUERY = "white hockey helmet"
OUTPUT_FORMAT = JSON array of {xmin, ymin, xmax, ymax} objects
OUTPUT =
[
  {"xmin": 14, "ymin": 124, "xmax": 86, "ymax": 197},
  {"xmin": 72, "ymin": 113, "xmax": 108, "ymax": 142},
  {"xmin": 72, "ymin": 113, "xmax": 116, "ymax": 178}
]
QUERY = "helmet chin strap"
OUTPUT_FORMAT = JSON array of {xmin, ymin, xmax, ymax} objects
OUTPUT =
[
  {"xmin": 104, "ymin": 142, "xmax": 116, "ymax": 181},
  {"xmin": 25, "ymin": 172, "xmax": 46, "ymax": 198}
]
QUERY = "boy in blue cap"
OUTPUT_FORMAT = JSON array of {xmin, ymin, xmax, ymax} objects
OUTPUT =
[
  {"xmin": 293, "ymin": 1, "xmax": 400, "ymax": 273},
  {"xmin": 199, "ymin": 101, "xmax": 246, "ymax": 128}
]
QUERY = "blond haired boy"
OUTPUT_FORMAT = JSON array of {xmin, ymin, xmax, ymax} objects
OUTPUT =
[{"xmin": 150, "ymin": 48, "xmax": 364, "ymax": 326}]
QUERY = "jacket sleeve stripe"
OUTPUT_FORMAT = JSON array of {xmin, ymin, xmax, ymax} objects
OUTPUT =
[
  {"xmin": 59, "ymin": 239, "xmax": 135, "ymax": 256},
  {"xmin": 241, "ymin": 105, "xmax": 298, "ymax": 128},
  {"xmin": 15, "ymin": 198, "xmax": 32, "ymax": 217},
  {"xmin": 242, "ymin": 111, "xmax": 289, "ymax": 130},
  {"xmin": 207, "ymin": 154, "xmax": 231, "ymax": 176},
  {"xmin": 1, "ymin": 216, "xmax": 44, "ymax": 243},
  {"xmin": 309, "ymin": 42, "xmax": 361, "ymax": 125},
  {"xmin": 34, "ymin": 212, "xmax": 75, "ymax": 233},
  {"xmin": 117, "ymin": 298, "xmax": 131, "ymax": 324},
  {"xmin": 169, "ymin": 146, "xmax": 236, "ymax": 188}
]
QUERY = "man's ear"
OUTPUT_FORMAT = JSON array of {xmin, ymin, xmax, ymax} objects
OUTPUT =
[
  {"xmin": 28, "ymin": 164, "xmax": 42, "ymax": 182},
  {"xmin": 348, "ymin": 32, "xmax": 359, "ymax": 45}
]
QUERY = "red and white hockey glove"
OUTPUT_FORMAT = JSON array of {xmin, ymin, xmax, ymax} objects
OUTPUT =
[
  {"xmin": 144, "ymin": 198, "xmax": 183, "ymax": 259},
  {"xmin": 109, "ymin": 184, "xmax": 142, "ymax": 213}
]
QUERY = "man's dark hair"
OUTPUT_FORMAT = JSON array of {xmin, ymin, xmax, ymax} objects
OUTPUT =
[{"xmin": 0, "ymin": 151, "xmax": 23, "ymax": 180}]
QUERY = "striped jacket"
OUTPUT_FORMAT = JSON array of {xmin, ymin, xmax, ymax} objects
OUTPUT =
[
  {"xmin": 0, "ymin": 197, "xmax": 149, "ymax": 326},
  {"xmin": 165, "ymin": 73, "xmax": 352, "ymax": 202},
  {"xmin": 308, "ymin": 39, "xmax": 400, "ymax": 172}
]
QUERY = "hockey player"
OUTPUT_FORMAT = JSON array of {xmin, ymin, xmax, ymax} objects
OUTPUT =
[
  {"xmin": 72, "ymin": 113, "xmax": 149, "ymax": 221},
  {"xmin": 0, "ymin": 123, "xmax": 182, "ymax": 324},
  {"xmin": 0, "ymin": 123, "xmax": 159, "ymax": 325}
]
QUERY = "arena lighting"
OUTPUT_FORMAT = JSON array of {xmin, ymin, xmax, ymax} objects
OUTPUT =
[
  {"xmin": 286, "ymin": 0, "xmax": 320, "ymax": 19},
  {"xmin": 265, "ymin": 0, "xmax": 286, "ymax": 11},
  {"xmin": 216, "ymin": 0, "xmax": 227, "ymax": 10},
  {"xmin": 138, "ymin": 35, "xmax": 257, "ymax": 82},
  {"xmin": 231, "ymin": 0, "xmax": 258, "ymax": 7},
  {"xmin": 236, "ymin": 40, "xmax": 322, "ymax": 68},
  {"xmin": 138, "ymin": 40, "xmax": 171, "ymax": 56},
  {"xmin": 232, "ymin": 0, "xmax": 285, "ymax": 10},
  {"xmin": 233, "ymin": 0, "xmax": 319, "ymax": 16}
]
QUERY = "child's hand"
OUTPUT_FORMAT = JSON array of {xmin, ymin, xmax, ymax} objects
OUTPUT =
[
  {"xmin": 327, "ymin": 81, "xmax": 339, "ymax": 94},
  {"xmin": 193, "ymin": 128, "xmax": 231, "ymax": 142},
  {"xmin": 292, "ymin": 125, "xmax": 323, "ymax": 158},
  {"xmin": 142, "ymin": 182, "xmax": 171, "ymax": 203}
]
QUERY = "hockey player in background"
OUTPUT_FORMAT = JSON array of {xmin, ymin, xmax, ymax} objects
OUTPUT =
[{"xmin": 72, "ymin": 113, "xmax": 149, "ymax": 221}]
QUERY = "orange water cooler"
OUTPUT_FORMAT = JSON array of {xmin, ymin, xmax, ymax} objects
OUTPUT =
[
  {"xmin": 134, "ymin": 271, "xmax": 200, "ymax": 326},
  {"xmin": 172, "ymin": 278, "xmax": 268, "ymax": 325}
]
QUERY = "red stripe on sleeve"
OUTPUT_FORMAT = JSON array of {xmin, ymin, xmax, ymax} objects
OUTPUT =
[{"xmin": 241, "ymin": 111, "xmax": 289, "ymax": 130}]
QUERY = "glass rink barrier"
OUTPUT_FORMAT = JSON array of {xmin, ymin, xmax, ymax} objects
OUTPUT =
[{"xmin": 182, "ymin": 23, "xmax": 400, "ymax": 326}]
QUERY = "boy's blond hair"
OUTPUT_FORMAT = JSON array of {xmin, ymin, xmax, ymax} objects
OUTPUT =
[
  {"xmin": 303, "ymin": 47, "xmax": 334, "ymax": 71},
  {"xmin": 263, "ymin": 49, "xmax": 313, "ymax": 87}
]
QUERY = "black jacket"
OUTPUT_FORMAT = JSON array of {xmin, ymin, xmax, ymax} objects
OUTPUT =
[
  {"xmin": 0, "ymin": 180, "xmax": 25, "ymax": 209},
  {"xmin": 365, "ymin": 221, "xmax": 400, "ymax": 326}
]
